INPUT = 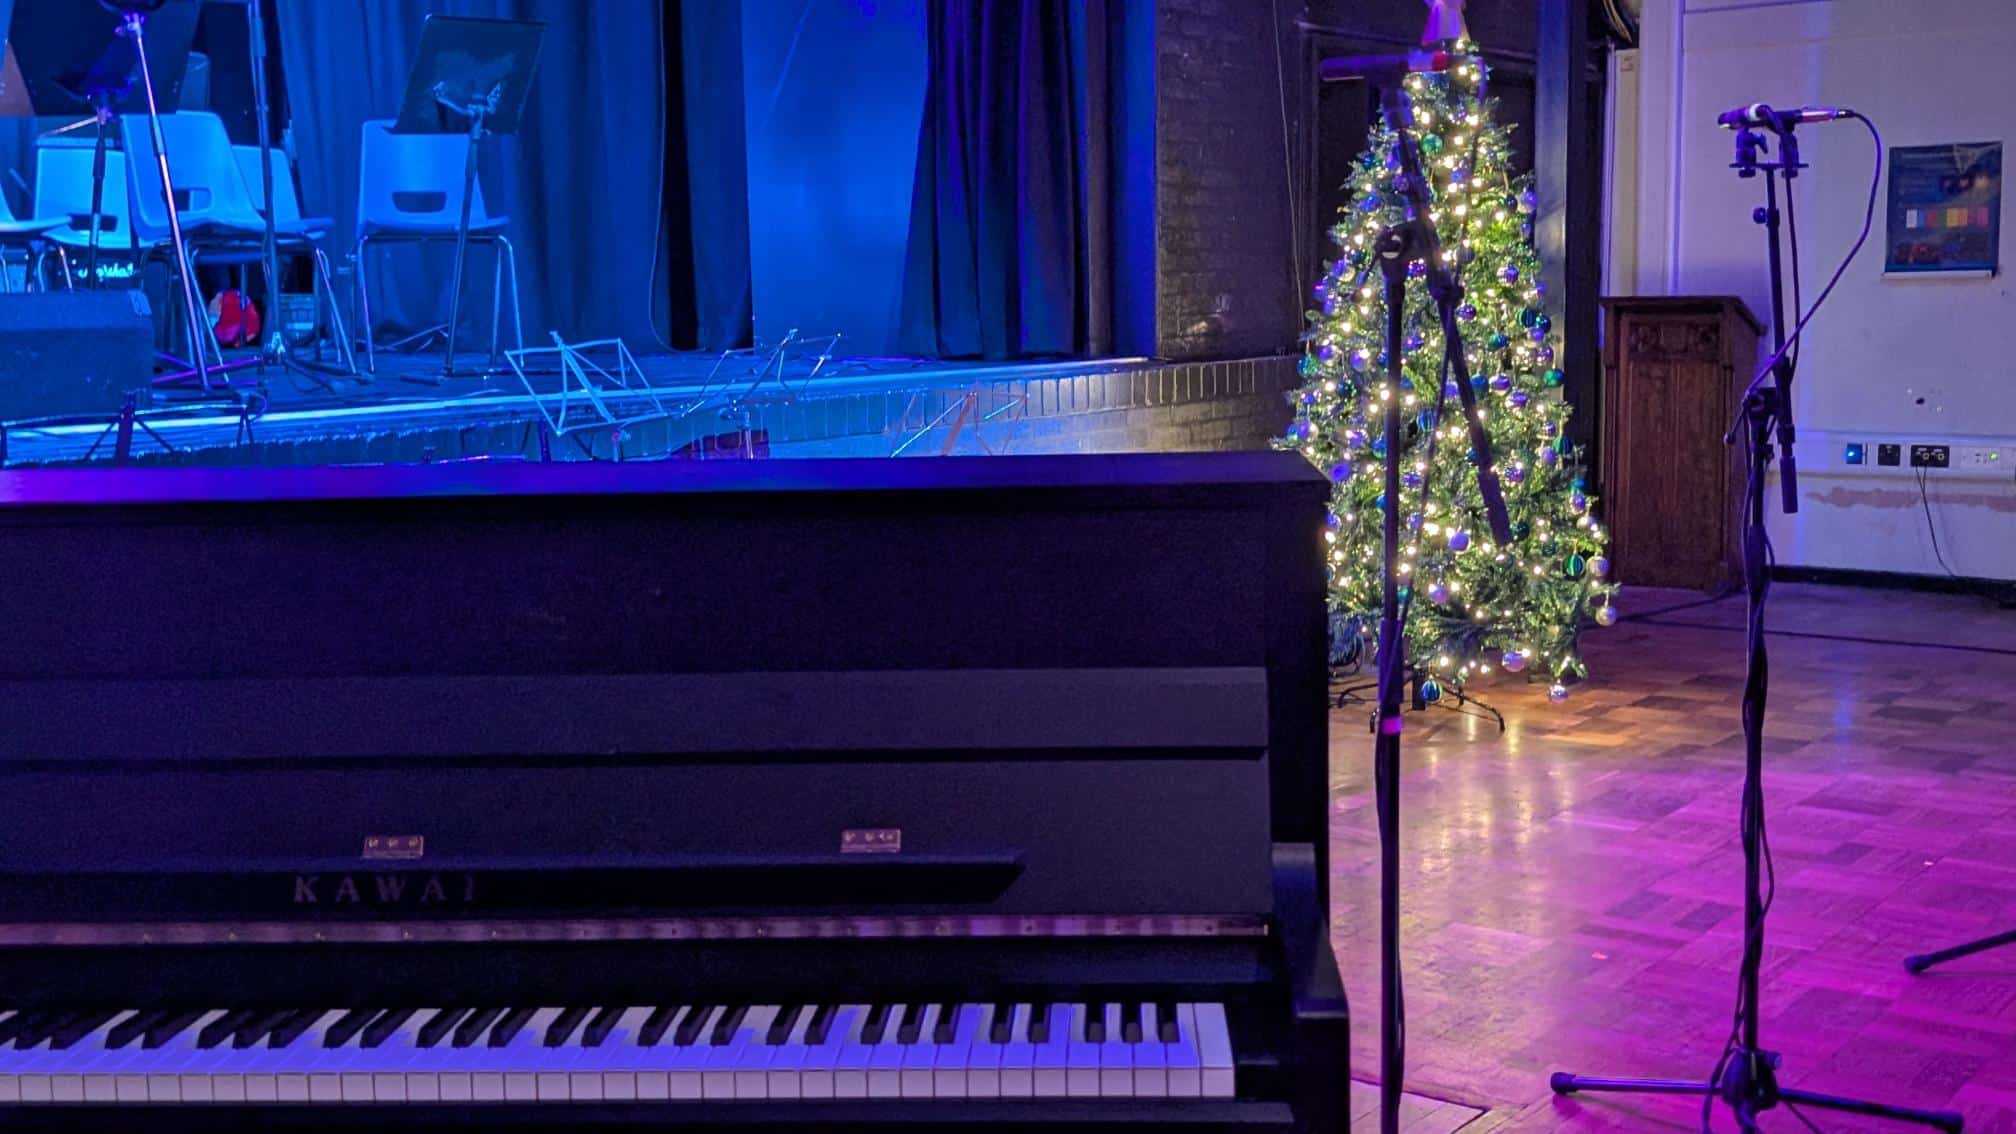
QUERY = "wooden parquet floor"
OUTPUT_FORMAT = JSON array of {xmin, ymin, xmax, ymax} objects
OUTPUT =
[{"xmin": 1329, "ymin": 583, "xmax": 2016, "ymax": 1133}]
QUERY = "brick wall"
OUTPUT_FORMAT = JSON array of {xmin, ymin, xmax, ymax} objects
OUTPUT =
[{"xmin": 1152, "ymin": 0, "xmax": 1302, "ymax": 362}]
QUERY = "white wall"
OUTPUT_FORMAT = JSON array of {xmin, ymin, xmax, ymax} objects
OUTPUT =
[{"xmin": 1621, "ymin": 0, "xmax": 2016, "ymax": 580}]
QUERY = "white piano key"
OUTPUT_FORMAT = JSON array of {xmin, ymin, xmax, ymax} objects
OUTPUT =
[
  {"xmin": 933, "ymin": 1003, "xmax": 981, "ymax": 1099},
  {"xmin": 66, "ymin": 1010, "xmax": 143, "ymax": 1102},
  {"xmin": 1032, "ymin": 1003, "xmax": 1072, "ymax": 1098},
  {"xmin": 270, "ymin": 1012, "xmax": 343, "ymax": 1102},
  {"xmin": 1132, "ymin": 1004, "xmax": 1169, "ymax": 1098},
  {"xmin": 667, "ymin": 1006, "xmax": 715, "ymax": 1100},
  {"xmin": 351, "ymin": 1009, "xmax": 437, "ymax": 1103},
  {"xmin": 1066, "ymin": 1003, "xmax": 1102, "ymax": 1098},
  {"xmin": 630, "ymin": 1005, "xmax": 686, "ymax": 1101},
  {"xmin": 898, "ymin": 1004, "xmax": 939, "ymax": 1098},
  {"xmin": 764, "ymin": 1007, "xmax": 815, "ymax": 1100},
  {"xmin": 799, "ymin": 1005, "xmax": 858, "ymax": 1100},
  {"xmin": 1098, "ymin": 1003, "xmax": 1135, "ymax": 1098},
  {"xmin": 484, "ymin": 1007, "xmax": 563, "ymax": 1102},
  {"xmin": 1166, "ymin": 1004, "xmax": 1203, "ymax": 1098},
  {"xmin": 150, "ymin": 1010, "xmax": 231, "ymax": 1103},
  {"xmin": 597, "ymin": 1007, "xmax": 657, "ymax": 1100},
  {"xmin": 1193, "ymin": 1002, "xmax": 1235, "ymax": 1098},
  {"xmin": 729, "ymin": 1006, "xmax": 781, "ymax": 1100},
  {"xmin": 997, "ymin": 1004, "xmax": 1035, "ymax": 1098},
  {"xmin": 867, "ymin": 1004, "xmax": 906, "ymax": 1099},
  {"xmin": 831, "ymin": 1004, "xmax": 874, "ymax": 1100},
  {"xmin": 964, "ymin": 1004, "xmax": 1004, "ymax": 1099}
]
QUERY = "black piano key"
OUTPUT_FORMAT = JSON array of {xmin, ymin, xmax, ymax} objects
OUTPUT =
[
  {"xmin": 1155, "ymin": 1001, "xmax": 1181, "ymax": 1044},
  {"xmin": 672, "ymin": 1006, "xmax": 715, "ymax": 1048},
  {"xmin": 49, "ymin": 1009, "xmax": 120, "ymax": 1050},
  {"xmin": 857, "ymin": 1004, "xmax": 892, "ymax": 1046},
  {"xmin": 1026, "ymin": 1002, "xmax": 1051, "ymax": 1045},
  {"xmin": 233, "ymin": 1009, "xmax": 295, "ymax": 1049},
  {"xmin": 11, "ymin": 1012, "xmax": 70, "ymax": 1049},
  {"xmin": 453, "ymin": 1007, "xmax": 506, "ymax": 1048},
  {"xmin": 932, "ymin": 1003, "xmax": 959, "ymax": 1045},
  {"xmin": 0, "ymin": 1011, "xmax": 29, "ymax": 1045},
  {"xmin": 1083, "ymin": 1004, "xmax": 1107, "ymax": 1044},
  {"xmin": 415, "ymin": 1007, "xmax": 470, "ymax": 1049},
  {"xmin": 582, "ymin": 1006, "xmax": 624, "ymax": 1048},
  {"xmin": 360, "ymin": 1008, "xmax": 417, "ymax": 1049},
  {"xmin": 488, "ymin": 1007, "xmax": 537, "ymax": 1047},
  {"xmin": 106, "ymin": 1010, "xmax": 167, "ymax": 1051},
  {"xmin": 324, "ymin": 1009, "xmax": 380, "ymax": 1049},
  {"xmin": 802, "ymin": 1004, "xmax": 837, "ymax": 1046},
  {"xmin": 198, "ymin": 1010, "xmax": 259, "ymax": 1050},
  {"xmin": 709, "ymin": 1005, "xmax": 749, "ymax": 1047},
  {"xmin": 636, "ymin": 1006, "xmax": 678, "ymax": 1047},
  {"xmin": 142, "ymin": 1009, "xmax": 206, "ymax": 1049},
  {"xmin": 988, "ymin": 1004, "xmax": 1014, "ymax": 1044},
  {"xmin": 545, "ymin": 1006, "xmax": 593, "ymax": 1048},
  {"xmin": 895, "ymin": 1003, "xmax": 925, "ymax": 1045},
  {"xmin": 1122, "ymin": 1002, "xmax": 1144, "ymax": 1044},
  {"xmin": 766, "ymin": 1005, "xmax": 803, "ymax": 1046},
  {"xmin": 267, "ymin": 1010, "xmax": 321, "ymax": 1048}
]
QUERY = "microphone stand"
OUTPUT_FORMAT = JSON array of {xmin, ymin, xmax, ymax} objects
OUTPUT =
[
  {"xmin": 1549, "ymin": 114, "xmax": 1963, "ymax": 1134},
  {"xmin": 1365, "ymin": 76, "xmax": 1512, "ymax": 1134},
  {"xmin": 245, "ymin": 0, "xmax": 280, "ymax": 368}
]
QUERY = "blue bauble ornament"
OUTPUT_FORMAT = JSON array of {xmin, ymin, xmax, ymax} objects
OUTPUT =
[
  {"xmin": 1470, "ymin": 375, "xmax": 1488, "ymax": 392},
  {"xmin": 1330, "ymin": 462, "xmax": 1354, "ymax": 483},
  {"xmin": 1549, "ymin": 683, "xmax": 1569, "ymax": 704},
  {"xmin": 1536, "ymin": 345, "xmax": 1556, "ymax": 366},
  {"xmin": 1374, "ymin": 493, "xmax": 1387, "ymax": 511},
  {"xmin": 1421, "ymin": 677, "xmax": 1444, "ymax": 702},
  {"xmin": 1322, "ymin": 297, "xmax": 1339, "ymax": 316},
  {"xmin": 1504, "ymin": 465, "xmax": 1527, "ymax": 485},
  {"xmin": 1405, "ymin": 331, "xmax": 1425, "ymax": 351},
  {"xmin": 1346, "ymin": 428, "xmax": 1369, "ymax": 448},
  {"xmin": 1500, "ymin": 264, "xmax": 1521, "ymax": 285},
  {"xmin": 1301, "ymin": 391, "xmax": 1318, "ymax": 406},
  {"xmin": 1489, "ymin": 332, "xmax": 1510, "ymax": 351},
  {"xmin": 1543, "ymin": 367, "xmax": 1565, "ymax": 388},
  {"xmin": 1591, "ymin": 555, "xmax": 1610, "ymax": 578},
  {"xmin": 1359, "ymin": 193, "xmax": 1382, "ymax": 212},
  {"xmin": 1313, "ymin": 279, "xmax": 1329, "ymax": 300},
  {"xmin": 1420, "ymin": 133, "xmax": 1444, "ymax": 156},
  {"xmin": 1293, "ymin": 421, "xmax": 1312, "ymax": 440},
  {"xmin": 1543, "ymin": 422, "xmax": 1559, "ymax": 438},
  {"xmin": 1408, "ymin": 259, "xmax": 1428, "ymax": 279},
  {"xmin": 1571, "ymin": 493, "xmax": 1588, "ymax": 513},
  {"xmin": 1417, "ymin": 410, "xmax": 1438, "ymax": 431},
  {"xmin": 1510, "ymin": 390, "xmax": 1531, "ymax": 409},
  {"xmin": 1567, "ymin": 553, "xmax": 1586, "ymax": 577},
  {"xmin": 1534, "ymin": 313, "xmax": 1552, "ymax": 334},
  {"xmin": 1540, "ymin": 448, "xmax": 1558, "ymax": 467},
  {"xmin": 1520, "ymin": 187, "xmax": 1539, "ymax": 213},
  {"xmin": 1403, "ymin": 472, "xmax": 1423, "ymax": 489},
  {"xmin": 1443, "ymin": 380, "xmax": 1461, "ymax": 398},
  {"xmin": 1426, "ymin": 583, "xmax": 1449, "ymax": 606},
  {"xmin": 1458, "ymin": 303, "xmax": 1478, "ymax": 322},
  {"xmin": 1371, "ymin": 437, "xmax": 1387, "ymax": 456},
  {"xmin": 1520, "ymin": 308, "xmax": 1542, "ymax": 328},
  {"xmin": 1489, "ymin": 373, "xmax": 1512, "ymax": 393},
  {"xmin": 1407, "ymin": 512, "xmax": 1425, "ymax": 531},
  {"xmin": 1378, "ymin": 350, "xmax": 1390, "ymax": 367},
  {"xmin": 1318, "ymin": 344, "xmax": 1338, "ymax": 363},
  {"xmin": 1501, "ymin": 650, "xmax": 1527, "ymax": 673},
  {"xmin": 1350, "ymin": 350, "xmax": 1370, "ymax": 372},
  {"xmin": 1529, "ymin": 325, "xmax": 1549, "ymax": 343},
  {"xmin": 1326, "ymin": 512, "xmax": 1342, "ymax": 529},
  {"xmin": 1447, "ymin": 530, "xmax": 1471, "ymax": 552}
]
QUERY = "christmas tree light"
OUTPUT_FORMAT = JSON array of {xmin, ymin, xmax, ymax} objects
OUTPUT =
[{"xmin": 1282, "ymin": 45, "xmax": 1618, "ymax": 694}]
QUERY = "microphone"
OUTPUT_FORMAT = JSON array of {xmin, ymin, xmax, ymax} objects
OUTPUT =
[
  {"xmin": 1717, "ymin": 103, "xmax": 1853, "ymax": 130},
  {"xmin": 1319, "ymin": 50, "xmax": 1451, "ymax": 84}
]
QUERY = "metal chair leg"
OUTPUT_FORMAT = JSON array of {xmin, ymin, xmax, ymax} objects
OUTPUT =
[
  {"xmin": 355, "ymin": 236, "xmax": 377, "ymax": 374},
  {"xmin": 311, "ymin": 245, "xmax": 362, "ymax": 379},
  {"xmin": 497, "ymin": 234, "xmax": 525, "ymax": 351},
  {"xmin": 489, "ymin": 237, "xmax": 504, "ymax": 368},
  {"xmin": 57, "ymin": 247, "xmax": 74, "ymax": 291}
]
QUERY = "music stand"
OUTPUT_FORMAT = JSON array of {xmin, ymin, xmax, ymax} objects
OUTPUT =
[
  {"xmin": 391, "ymin": 15, "xmax": 543, "ymax": 380},
  {"xmin": 6, "ymin": 0, "xmax": 198, "ymax": 285}
]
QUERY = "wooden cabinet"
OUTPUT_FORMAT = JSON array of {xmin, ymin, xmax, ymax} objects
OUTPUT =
[{"xmin": 1599, "ymin": 296, "xmax": 1763, "ymax": 592}]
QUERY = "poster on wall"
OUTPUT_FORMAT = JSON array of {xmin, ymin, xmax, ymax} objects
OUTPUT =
[{"xmin": 1885, "ymin": 142, "xmax": 2002, "ymax": 276}]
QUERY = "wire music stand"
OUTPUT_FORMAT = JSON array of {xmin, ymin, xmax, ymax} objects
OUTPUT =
[{"xmin": 505, "ymin": 334, "xmax": 680, "ymax": 441}]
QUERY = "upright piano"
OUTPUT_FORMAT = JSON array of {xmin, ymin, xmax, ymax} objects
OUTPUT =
[{"xmin": 0, "ymin": 451, "xmax": 1347, "ymax": 1130}]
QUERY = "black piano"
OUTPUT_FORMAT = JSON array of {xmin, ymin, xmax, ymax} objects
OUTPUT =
[{"xmin": 0, "ymin": 451, "xmax": 1347, "ymax": 1130}]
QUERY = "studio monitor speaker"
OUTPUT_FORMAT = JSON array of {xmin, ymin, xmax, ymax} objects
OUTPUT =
[{"xmin": 0, "ymin": 289, "xmax": 156, "ymax": 424}]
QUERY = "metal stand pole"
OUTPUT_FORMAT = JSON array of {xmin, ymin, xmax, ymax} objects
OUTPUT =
[
  {"xmin": 246, "ymin": 0, "xmax": 281, "ymax": 367},
  {"xmin": 441, "ymin": 106, "xmax": 488, "ymax": 379},
  {"xmin": 124, "ymin": 10, "xmax": 222, "ymax": 392}
]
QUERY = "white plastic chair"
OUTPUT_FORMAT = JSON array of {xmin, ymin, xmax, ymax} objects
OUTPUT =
[
  {"xmin": 353, "ymin": 118, "xmax": 523, "ymax": 371},
  {"xmin": 32, "ymin": 136, "xmax": 142, "ymax": 274},
  {"xmin": 0, "ymin": 189, "xmax": 68, "ymax": 290}
]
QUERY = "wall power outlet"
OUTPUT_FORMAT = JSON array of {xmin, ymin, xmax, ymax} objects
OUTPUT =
[{"xmin": 1952, "ymin": 445, "xmax": 2006, "ymax": 470}]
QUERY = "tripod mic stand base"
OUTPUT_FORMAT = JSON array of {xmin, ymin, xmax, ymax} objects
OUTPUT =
[
  {"xmin": 1551, "ymin": 1054, "xmax": 1965, "ymax": 1133},
  {"xmin": 1905, "ymin": 927, "xmax": 2016, "ymax": 974}
]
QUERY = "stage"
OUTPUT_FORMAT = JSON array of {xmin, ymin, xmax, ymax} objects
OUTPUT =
[{"xmin": 0, "ymin": 348, "xmax": 1299, "ymax": 469}]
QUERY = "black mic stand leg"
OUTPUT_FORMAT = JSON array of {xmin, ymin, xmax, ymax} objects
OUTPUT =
[{"xmin": 1906, "ymin": 928, "xmax": 2016, "ymax": 974}]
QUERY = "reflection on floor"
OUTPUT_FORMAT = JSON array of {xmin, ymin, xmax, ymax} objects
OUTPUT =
[{"xmin": 1330, "ymin": 583, "xmax": 2016, "ymax": 1132}]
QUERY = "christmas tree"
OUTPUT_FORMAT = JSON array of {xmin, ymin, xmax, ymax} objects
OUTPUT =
[{"xmin": 1284, "ymin": 45, "xmax": 1619, "ymax": 699}]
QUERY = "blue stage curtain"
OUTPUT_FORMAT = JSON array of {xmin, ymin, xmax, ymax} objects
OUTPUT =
[
  {"xmin": 274, "ymin": 0, "xmax": 675, "ymax": 348},
  {"xmin": 897, "ymin": 0, "xmax": 1087, "ymax": 360}
]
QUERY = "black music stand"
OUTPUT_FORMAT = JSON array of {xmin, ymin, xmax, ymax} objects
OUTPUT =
[
  {"xmin": 390, "ymin": 15, "xmax": 542, "ymax": 380},
  {"xmin": 6, "ymin": 0, "xmax": 198, "ymax": 286}
]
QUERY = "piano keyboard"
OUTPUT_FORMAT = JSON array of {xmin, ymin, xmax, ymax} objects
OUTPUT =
[{"xmin": 0, "ymin": 1001, "xmax": 1235, "ymax": 1105}]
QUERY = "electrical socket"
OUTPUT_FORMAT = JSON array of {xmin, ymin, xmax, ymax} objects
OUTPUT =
[
  {"xmin": 1953, "ymin": 445, "xmax": 2006, "ymax": 470},
  {"xmin": 1876, "ymin": 443, "xmax": 1902, "ymax": 467},
  {"xmin": 1910, "ymin": 443, "xmax": 1951, "ymax": 469}
]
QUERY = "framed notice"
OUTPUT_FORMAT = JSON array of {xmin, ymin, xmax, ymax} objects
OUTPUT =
[{"xmin": 1885, "ymin": 142, "xmax": 2002, "ymax": 276}]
